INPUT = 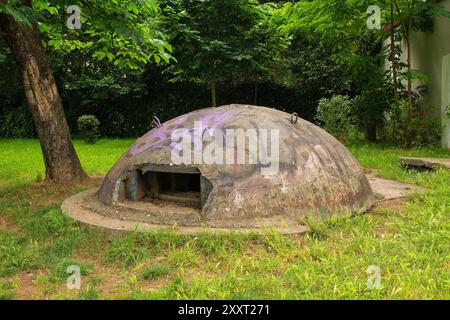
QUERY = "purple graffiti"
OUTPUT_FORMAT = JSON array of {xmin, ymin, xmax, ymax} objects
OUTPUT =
[{"xmin": 128, "ymin": 109, "xmax": 239, "ymax": 156}]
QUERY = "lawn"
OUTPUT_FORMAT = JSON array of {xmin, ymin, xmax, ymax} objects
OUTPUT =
[
  {"xmin": 0, "ymin": 139, "xmax": 449, "ymax": 299},
  {"xmin": 0, "ymin": 139, "xmax": 134, "ymax": 188}
]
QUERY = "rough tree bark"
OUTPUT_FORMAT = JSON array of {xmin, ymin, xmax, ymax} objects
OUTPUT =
[
  {"xmin": 0, "ymin": 13, "xmax": 87, "ymax": 183},
  {"xmin": 210, "ymin": 77, "xmax": 217, "ymax": 107},
  {"xmin": 365, "ymin": 126, "xmax": 377, "ymax": 143},
  {"xmin": 254, "ymin": 81, "xmax": 258, "ymax": 105},
  {"xmin": 390, "ymin": 0, "xmax": 398, "ymax": 99}
]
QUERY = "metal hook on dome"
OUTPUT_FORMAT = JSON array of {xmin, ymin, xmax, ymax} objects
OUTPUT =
[
  {"xmin": 152, "ymin": 116, "xmax": 162, "ymax": 128},
  {"xmin": 290, "ymin": 112, "xmax": 298, "ymax": 125}
]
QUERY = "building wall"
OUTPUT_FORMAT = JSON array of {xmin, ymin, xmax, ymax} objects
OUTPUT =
[
  {"xmin": 402, "ymin": 0, "xmax": 450, "ymax": 148},
  {"xmin": 443, "ymin": 54, "xmax": 450, "ymax": 148}
]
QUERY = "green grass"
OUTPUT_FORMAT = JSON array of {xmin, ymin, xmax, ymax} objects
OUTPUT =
[
  {"xmin": 347, "ymin": 143, "xmax": 450, "ymax": 182},
  {"xmin": 140, "ymin": 264, "xmax": 171, "ymax": 281},
  {"xmin": 0, "ymin": 139, "xmax": 449, "ymax": 299},
  {"xmin": 0, "ymin": 139, "xmax": 134, "ymax": 187},
  {"xmin": 0, "ymin": 279, "xmax": 17, "ymax": 300}
]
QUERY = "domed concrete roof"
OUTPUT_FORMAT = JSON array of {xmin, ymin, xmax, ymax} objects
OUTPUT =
[{"xmin": 97, "ymin": 104, "xmax": 373, "ymax": 228}]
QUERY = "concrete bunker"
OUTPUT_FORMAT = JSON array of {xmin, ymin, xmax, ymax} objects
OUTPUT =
[{"xmin": 64, "ymin": 104, "xmax": 379, "ymax": 234}]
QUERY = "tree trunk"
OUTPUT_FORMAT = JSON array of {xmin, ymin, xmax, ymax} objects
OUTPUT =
[
  {"xmin": 211, "ymin": 78, "xmax": 217, "ymax": 107},
  {"xmin": 390, "ymin": 0, "xmax": 398, "ymax": 99},
  {"xmin": 406, "ymin": 16, "xmax": 414, "ymax": 148},
  {"xmin": 364, "ymin": 125, "xmax": 377, "ymax": 143},
  {"xmin": 0, "ymin": 13, "xmax": 87, "ymax": 183},
  {"xmin": 254, "ymin": 81, "xmax": 258, "ymax": 105}
]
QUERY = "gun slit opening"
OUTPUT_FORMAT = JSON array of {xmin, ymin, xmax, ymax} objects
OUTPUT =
[{"xmin": 122, "ymin": 166, "xmax": 212, "ymax": 209}]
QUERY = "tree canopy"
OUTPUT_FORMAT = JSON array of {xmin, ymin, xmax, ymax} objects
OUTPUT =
[{"xmin": 1, "ymin": 0, "xmax": 173, "ymax": 68}]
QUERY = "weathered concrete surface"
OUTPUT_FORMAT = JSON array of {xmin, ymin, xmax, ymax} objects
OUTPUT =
[
  {"xmin": 98, "ymin": 104, "xmax": 375, "ymax": 224},
  {"xmin": 399, "ymin": 157, "xmax": 450, "ymax": 170}
]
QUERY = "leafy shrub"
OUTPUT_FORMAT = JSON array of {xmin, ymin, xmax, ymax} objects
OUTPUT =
[
  {"xmin": 77, "ymin": 115, "xmax": 100, "ymax": 144},
  {"xmin": 0, "ymin": 104, "xmax": 35, "ymax": 138},
  {"xmin": 445, "ymin": 105, "xmax": 450, "ymax": 121},
  {"xmin": 384, "ymin": 101, "xmax": 441, "ymax": 147},
  {"xmin": 352, "ymin": 88, "xmax": 390, "ymax": 142},
  {"xmin": 315, "ymin": 95, "xmax": 356, "ymax": 142}
]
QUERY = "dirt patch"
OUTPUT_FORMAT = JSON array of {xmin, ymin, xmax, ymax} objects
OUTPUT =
[
  {"xmin": 373, "ymin": 227, "xmax": 388, "ymax": 236},
  {"xmin": 374, "ymin": 198, "xmax": 407, "ymax": 212},
  {"xmin": 0, "ymin": 214, "xmax": 17, "ymax": 231},
  {"xmin": 4, "ymin": 258, "xmax": 127, "ymax": 299},
  {"xmin": 26, "ymin": 177, "xmax": 103, "ymax": 211},
  {"xmin": 3, "ymin": 270, "xmax": 48, "ymax": 300},
  {"xmin": 82, "ymin": 259, "xmax": 123, "ymax": 297}
]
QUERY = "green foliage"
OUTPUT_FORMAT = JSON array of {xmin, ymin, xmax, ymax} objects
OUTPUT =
[
  {"xmin": 1, "ymin": 0, "xmax": 174, "ymax": 69},
  {"xmin": 160, "ymin": 0, "xmax": 288, "ymax": 105},
  {"xmin": 0, "ymin": 42, "xmax": 34, "ymax": 138},
  {"xmin": 281, "ymin": 0, "xmax": 380, "ymax": 64},
  {"xmin": 317, "ymin": 90, "xmax": 440, "ymax": 146},
  {"xmin": 0, "ymin": 104, "xmax": 35, "ymax": 138},
  {"xmin": 35, "ymin": 0, "xmax": 173, "ymax": 70},
  {"xmin": 77, "ymin": 115, "xmax": 100, "ymax": 144},
  {"xmin": 316, "ymin": 95, "xmax": 355, "ymax": 141},
  {"xmin": 352, "ymin": 87, "xmax": 391, "ymax": 142},
  {"xmin": 280, "ymin": 32, "xmax": 353, "ymax": 117},
  {"xmin": 445, "ymin": 105, "xmax": 450, "ymax": 120},
  {"xmin": 385, "ymin": 101, "xmax": 441, "ymax": 148},
  {"xmin": 0, "ymin": 0, "xmax": 41, "ymax": 26}
]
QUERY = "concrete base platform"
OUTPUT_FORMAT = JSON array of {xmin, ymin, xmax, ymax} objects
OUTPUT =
[
  {"xmin": 61, "ymin": 188, "xmax": 309, "ymax": 235},
  {"xmin": 61, "ymin": 175, "xmax": 423, "ymax": 235},
  {"xmin": 399, "ymin": 157, "xmax": 450, "ymax": 170}
]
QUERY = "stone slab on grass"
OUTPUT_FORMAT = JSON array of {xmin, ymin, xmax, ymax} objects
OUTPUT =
[
  {"xmin": 399, "ymin": 157, "xmax": 450, "ymax": 170},
  {"xmin": 367, "ymin": 175, "xmax": 424, "ymax": 200}
]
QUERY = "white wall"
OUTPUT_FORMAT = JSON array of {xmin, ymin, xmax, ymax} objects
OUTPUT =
[
  {"xmin": 443, "ymin": 54, "xmax": 450, "ymax": 148},
  {"xmin": 403, "ymin": 0, "xmax": 450, "ymax": 148}
]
